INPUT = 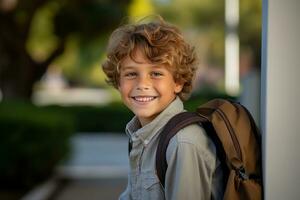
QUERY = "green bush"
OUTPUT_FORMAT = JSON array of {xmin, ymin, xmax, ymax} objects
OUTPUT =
[
  {"xmin": 185, "ymin": 88, "xmax": 236, "ymax": 111},
  {"xmin": 0, "ymin": 101, "xmax": 74, "ymax": 190},
  {"xmin": 46, "ymin": 102, "xmax": 134, "ymax": 133}
]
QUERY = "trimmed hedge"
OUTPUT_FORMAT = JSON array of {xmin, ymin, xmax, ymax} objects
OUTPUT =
[
  {"xmin": 45, "ymin": 102, "xmax": 134, "ymax": 133},
  {"xmin": 185, "ymin": 88, "xmax": 236, "ymax": 111},
  {"xmin": 0, "ymin": 101, "xmax": 74, "ymax": 190}
]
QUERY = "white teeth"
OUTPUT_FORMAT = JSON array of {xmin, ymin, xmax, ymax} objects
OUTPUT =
[{"xmin": 133, "ymin": 96, "xmax": 156, "ymax": 102}]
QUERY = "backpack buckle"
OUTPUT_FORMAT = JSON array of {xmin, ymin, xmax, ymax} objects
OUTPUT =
[{"xmin": 237, "ymin": 166, "xmax": 249, "ymax": 180}]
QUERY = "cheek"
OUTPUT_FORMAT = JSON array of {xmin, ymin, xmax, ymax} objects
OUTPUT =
[
  {"xmin": 118, "ymin": 81, "xmax": 132, "ymax": 97},
  {"xmin": 154, "ymin": 81, "xmax": 177, "ymax": 95}
]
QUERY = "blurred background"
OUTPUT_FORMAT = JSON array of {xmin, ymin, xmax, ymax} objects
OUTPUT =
[{"xmin": 0, "ymin": 0, "xmax": 261, "ymax": 199}]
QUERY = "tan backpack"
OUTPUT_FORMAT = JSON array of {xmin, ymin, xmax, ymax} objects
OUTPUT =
[{"xmin": 155, "ymin": 99, "xmax": 263, "ymax": 200}]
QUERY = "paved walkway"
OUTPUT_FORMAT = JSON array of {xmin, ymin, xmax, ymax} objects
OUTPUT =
[
  {"xmin": 54, "ymin": 133, "xmax": 129, "ymax": 200},
  {"xmin": 23, "ymin": 133, "xmax": 129, "ymax": 200},
  {"xmin": 57, "ymin": 133, "xmax": 129, "ymax": 179}
]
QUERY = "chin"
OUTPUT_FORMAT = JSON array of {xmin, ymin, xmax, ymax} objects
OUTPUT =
[
  {"xmin": 136, "ymin": 111, "xmax": 158, "ymax": 119},
  {"xmin": 136, "ymin": 113, "xmax": 155, "ymax": 119}
]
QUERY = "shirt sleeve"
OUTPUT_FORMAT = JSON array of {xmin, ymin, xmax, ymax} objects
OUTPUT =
[{"xmin": 164, "ymin": 134, "xmax": 216, "ymax": 200}]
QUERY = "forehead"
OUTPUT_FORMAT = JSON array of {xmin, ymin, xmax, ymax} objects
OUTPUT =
[
  {"xmin": 121, "ymin": 58, "xmax": 165, "ymax": 72},
  {"xmin": 120, "ymin": 49, "xmax": 154, "ymax": 70},
  {"xmin": 124, "ymin": 48, "xmax": 149, "ymax": 65},
  {"xmin": 119, "ymin": 48, "xmax": 173, "ymax": 72}
]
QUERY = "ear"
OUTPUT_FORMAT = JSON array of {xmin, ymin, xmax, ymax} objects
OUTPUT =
[
  {"xmin": 117, "ymin": 79, "xmax": 121, "ymax": 90},
  {"xmin": 174, "ymin": 82, "xmax": 184, "ymax": 94}
]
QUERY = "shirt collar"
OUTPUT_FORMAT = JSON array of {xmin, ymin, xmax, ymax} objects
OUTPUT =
[{"xmin": 125, "ymin": 96, "xmax": 184, "ymax": 146}]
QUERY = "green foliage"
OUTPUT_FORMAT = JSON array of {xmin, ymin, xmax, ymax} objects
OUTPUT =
[
  {"xmin": 240, "ymin": 0, "xmax": 262, "ymax": 66},
  {"xmin": 185, "ymin": 88, "xmax": 236, "ymax": 111},
  {"xmin": 53, "ymin": 0, "xmax": 130, "ymax": 87},
  {"xmin": 0, "ymin": 0, "xmax": 132, "ymax": 100},
  {"xmin": 154, "ymin": 0, "xmax": 261, "ymax": 68},
  {"xmin": 51, "ymin": 0, "xmax": 130, "ymax": 86},
  {"xmin": 46, "ymin": 102, "xmax": 134, "ymax": 133},
  {"xmin": 54, "ymin": 1, "xmax": 128, "ymax": 38},
  {"xmin": 0, "ymin": 101, "xmax": 74, "ymax": 190},
  {"xmin": 128, "ymin": 0, "xmax": 155, "ymax": 19},
  {"xmin": 155, "ymin": 0, "xmax": 224, "ymax": 29}
]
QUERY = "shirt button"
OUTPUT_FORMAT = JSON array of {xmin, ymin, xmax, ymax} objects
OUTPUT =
[{"xmin": 144, "ymin": 139, "xmax": 149, "ymax": 145}]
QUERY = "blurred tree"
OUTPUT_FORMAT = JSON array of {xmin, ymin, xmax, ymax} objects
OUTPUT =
[
  {"xmin": 240, "ymin": 0, "xmax": 261, "ymax": 67},
  {"xmin": 154, "ymin": 0, "xmax": 225, "ymax": 65},
  {"xmin": 0, "ymin": 0, "xmax": 130, "ymax": 100},
  {"xmin": 128, "ymin": 0, "xmax": 154, "ymax": 20},
  {"xmin": 154, "ymin": 0, "xmax": 261, "ymax": 91}
]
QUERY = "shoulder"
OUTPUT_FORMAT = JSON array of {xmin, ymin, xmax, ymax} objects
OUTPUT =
[
  {"xmin": 177, "ymin": 124, "xmax": 210, "ymax": 145},
  {"xmin": 166, "ymin": 123, "xmax": 217, "ymax": 163},
  {"xmin": 172, "ymin": 123, "xmax": 215, "ymax": 150}
]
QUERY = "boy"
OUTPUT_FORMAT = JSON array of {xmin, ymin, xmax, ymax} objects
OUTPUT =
[{"xmin": 102, "ymin": 17, "xmax": 224, "ymax": 200}]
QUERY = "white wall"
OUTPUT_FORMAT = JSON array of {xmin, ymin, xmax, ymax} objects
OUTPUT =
[{"xmin": 261, "ymin": 0, "xmax": 300, "ymax": 199}]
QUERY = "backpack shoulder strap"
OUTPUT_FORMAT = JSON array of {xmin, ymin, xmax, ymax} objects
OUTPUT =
[{"xmin": 156, "ymin": 111, "xmax": 206, "ymax": 187}]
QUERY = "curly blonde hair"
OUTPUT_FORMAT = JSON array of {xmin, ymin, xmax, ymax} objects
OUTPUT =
[{"xmin": 102, "ymin": 17, "xmax": 197, "ymax": 100}]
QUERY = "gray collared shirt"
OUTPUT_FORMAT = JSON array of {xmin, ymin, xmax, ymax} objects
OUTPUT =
[{"xmin": 119, "ymin": 97, "xmax": 224, "ymax": 200}]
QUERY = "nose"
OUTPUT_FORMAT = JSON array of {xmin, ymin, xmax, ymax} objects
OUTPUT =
[{"xmin": 136, "ymin": 75, "xmax": 151, "ymax": 90}]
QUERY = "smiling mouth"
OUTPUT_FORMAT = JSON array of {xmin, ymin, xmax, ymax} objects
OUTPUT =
[{"xmin": 131, "ymin": 96, "xmax": 157, "ymax": 102}]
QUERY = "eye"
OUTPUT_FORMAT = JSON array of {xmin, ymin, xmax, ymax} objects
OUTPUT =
[
  {"xmin": 151, "ymin": 71, "xmax": 163, "ymax": 77},
  {"xmin": 124, "ymin": 72, "xmax": 137, "ymax": 78}
]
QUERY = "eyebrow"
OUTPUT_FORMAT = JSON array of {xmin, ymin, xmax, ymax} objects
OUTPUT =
[
  {"xmin": 121, "ymin": 65, "xmax": 166, "ymax": 71},
  {"xmin": 120, "ymin": 66, "xmax": 137, "ymax": 72}
]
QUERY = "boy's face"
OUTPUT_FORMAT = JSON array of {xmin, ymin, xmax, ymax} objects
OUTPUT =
[{"xmin": 118, "ymin": 49, "xmax": 183, "ymax": 126}]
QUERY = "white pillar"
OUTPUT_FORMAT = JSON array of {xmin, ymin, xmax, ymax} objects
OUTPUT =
[
  {"xmin": 225, "ymin": 0, "xmax": 239, "ymax": 96},
  {"xmin": 261, "ymin": 0, "xmax": 300, "ymax": 199}
]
